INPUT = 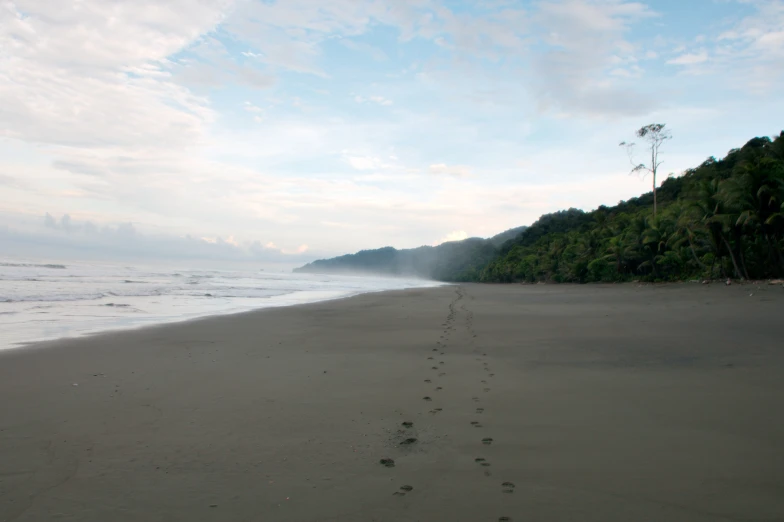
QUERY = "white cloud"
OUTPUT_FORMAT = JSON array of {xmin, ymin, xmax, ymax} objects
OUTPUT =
[
  {"xmin": 345, "ymin": 155, "xmax": 384, "ymax": 171},
  {"xmin": 0, "ymin": 211, "xmax": 316, "ymax": 265},
  {"xmin": 429, "ymin": 163, "xmax": 472, "ymax": 177},
  {"xmin": 435, "ymin": 230, "xmax": 468, "ymax": 245},
  {"xmin": 243, "ymin": 101, "xmax": 264, "ymax": 113},
  {"xmin": 530, "ymin": 0, "xmax": 660, "ymax": 117},
  {"xmin": 712, "ymin": 0, "xmax": 784, "ymax": 91},
  {"xmin": 369, "ymin": 96, "xmax": 393, "ymax": 106},
  {"xmin": 354, "ymin": 94, "xmax": 394, "ymax": 106},
  {"xmin": 667, "ymin": 50, "xmax": 708, "ymax": 65},
  {"xmin": 0, "ymin": 0, "xmax": 228, "ymax": 148},
  {"xmin": 340, "ymin": 39, "xmax": 388, "ymax": 61}
]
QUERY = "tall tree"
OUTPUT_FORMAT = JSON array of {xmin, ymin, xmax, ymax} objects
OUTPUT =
[{"xmin": 620, "ymin": 124, "xmax": 672, "ymax": 217}]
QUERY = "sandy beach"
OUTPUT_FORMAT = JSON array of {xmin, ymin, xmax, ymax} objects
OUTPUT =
[{"xmin": 1, "ymin": 283, "xmax": 783, "ymax": 522}]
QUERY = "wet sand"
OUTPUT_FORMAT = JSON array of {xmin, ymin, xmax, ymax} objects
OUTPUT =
[{"xmin": 1, "ymin": 283, "xmax": 783, "ymax": 522}]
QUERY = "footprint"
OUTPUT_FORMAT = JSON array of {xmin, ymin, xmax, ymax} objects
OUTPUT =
[
  {"xmin": 424, "ymin": 379, "xmax": 432, "ymax": 383},
  {"xmin": 502, "ymin": 482, "xmax": 515, "ymax": 493},
  {"xmin": 380, "ymin": 458, "xmax": 395, "ymax": 468},
  {"xmin": 476, "ymin": 407, "xmax": 484, "ymax": 414},
  {"xmin": 481, "ymin": 380, "xmax": 487, "ymax": 384},
  {"xmin": 400, "ymin": 438, "xmax": 418, "ymax": 446},
  {"xmin": 482, "ymin": 438, "xmax": 493, "ymax": 445},
  {"xmin": 427, "ymin": 357, "xmax": 434, "ymax": 360},
  {"xmin": 472, "ymin": 396, "xmax": 480, "ymax": 402},
  {"xmin": 400, "ymin": 485, "xmax": 413, "ymax": 492},
  {"xmin": 435, "ymin": 386, "xmax": 443, "ymax": 391},
  {"xmin": 431, "ymin": 366, "xmax": 438, "ymax": 370},
  {"xmin": 402, "ymin": 421, "xmax": 413, "ymax": 428},
  {"xmin": 499, "ymin": 518, "xmax": 512, "ymax": 521},
  {"xmin": 432, "ymin": 348, "xmax": 439, "ymax": 352},
  {"xmin": 484, "ymin": 388, "xmax": 491, "ymax": 392},
  {"xmin": 439, "ymin": 373, "xmax": 446, "ymax": 377},
  {"xmin": 474, "ymin": 457, "xmax": 486, "ymax": 463},
  {"xmin": 423, "ymin": 396, "xmax": 432, "ymax": 401},
  {"xmin": 439, "ymin": 361, "xmax": 445, "ymax": 365},
  {"xmin": 489, "ymin": 374, "xmax": 495, "ymax": 377},
  {"xmin": 470, "ymin": 421, "xmax": 480, "ymax": 426}
]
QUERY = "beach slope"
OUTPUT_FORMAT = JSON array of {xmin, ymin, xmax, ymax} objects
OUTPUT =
[{"xmin": 1, "ymin": 283, "xmax": 783, "ymax": 521}]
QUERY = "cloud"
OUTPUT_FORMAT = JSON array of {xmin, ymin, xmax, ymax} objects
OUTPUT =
[
  {"xmin": 0, "ymin": 0, "xmax": 226, "ymax": 148},
  {"xmin": 344, "ymin": 155, "xmax": 385, "ymax": 171},
  {"xmin": 340, "ymin": 39, "xmax": 388, "ymax": 61},
  {"xmin": 435, "ymin": 230, "xmax": 468, "ymax": 245},
  {"xmin": 713, "ymin": 0, "xmax": 784, "ymax": 91},
  {"xmin": 429, "ymin": 164, "xmax": 472, "ymax": 177},
  {"xmin": 354, "ymin": 94, "xmax": 394, "ymax": 106},
  {"xmin": 530, "ymin": 0, "xmax": 659, "ymax": 117},
  {"xmin": 0, "ymin": 212, "xmax": 317, "ymax": 265},
  {"xmin": 667, "ymin": 50, "xmax": 708, "ymax": 65},
  {"xmin": 282, "ymin": 244, "xmax": 309, "ymax": 255},
  {"xmin": 174, "ymin": 37, "xmax": 277, "ymax": 90}
]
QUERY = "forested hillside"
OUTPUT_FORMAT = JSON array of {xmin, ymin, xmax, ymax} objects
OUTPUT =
[
  {"xmin": 294, "ymin": 237, "xmax": 498, "ymax": 280},
  {"xmin": 482, "ymin": 132, "xmax": 784, "ymax": 283},
  {"xmin": 295, "ymin": 226, "xmax": 528, "ymax": 280},
  {"xmin": 297, "ymin": 132, "xmax": 783, "ymax": 283}
]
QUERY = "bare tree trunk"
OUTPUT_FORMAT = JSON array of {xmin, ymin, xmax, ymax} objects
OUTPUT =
[
  {"xmin": 722, "ymin": 236, "xmax": 742, "ymax": 279},
  {"xmin": 765, "ymin": 233, "xmax": 784, "ymax": 274},
  {"xmin": 739, "ymin": 246, "xmax": 750, "ymax": 280},
  {"xmin": 653, "ymin": 178, "xmax": 657, "ymax": 218},
  {"xmin": 688, "ymin": 235, "xmax": 707, "ymax": 270}
]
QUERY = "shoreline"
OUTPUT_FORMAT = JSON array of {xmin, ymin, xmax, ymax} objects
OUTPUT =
[
  {"xmin": 1, "ymin": 281, "xmax": 446, "ymax": 352},
  {"xmin": 1, "ymin": 283, "xmax": 782, "ymax": 521}
]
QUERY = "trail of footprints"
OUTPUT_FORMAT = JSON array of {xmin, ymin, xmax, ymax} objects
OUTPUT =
[{"xmin": 379, "ymin": 287, "xmax": 514, "ymax": 520}]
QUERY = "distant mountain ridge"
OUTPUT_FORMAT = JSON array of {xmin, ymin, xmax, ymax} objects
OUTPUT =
[{"xmin": 293, "ymin": 227, "xmax": 528, "ymax": 281}]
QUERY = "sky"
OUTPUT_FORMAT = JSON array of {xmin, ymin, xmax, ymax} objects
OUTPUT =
[{"xmin": 1, "ymin": 0, "xmax": 783, "ymax": 267}]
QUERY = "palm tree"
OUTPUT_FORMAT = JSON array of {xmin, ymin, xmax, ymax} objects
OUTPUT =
[
  {"xmin": 602, "ymin": 236, "xmax": 633, "ymax": 276},
  {"xmin": 719, "ymin": 154, "xmax": 784, "ymax": 276},
  {"xmin": 692, "ymin": 178, "xmax": 743, "ymax": 279},
  {"xmin": 669, "ymin": 203, "xmax": 708, "ymax": 274},
  {"xmin": 639, "ymin": 216, "xmax": 672, "ymax": 278}
]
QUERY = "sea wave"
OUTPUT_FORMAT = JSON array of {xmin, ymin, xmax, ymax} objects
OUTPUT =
[
  {"xmin": 1, "ymin": 285, "xmax": 293, "ymax": 303},
  {"xmin": 0, "ymin": 263, "xmax": 67, "ymax": 269}
]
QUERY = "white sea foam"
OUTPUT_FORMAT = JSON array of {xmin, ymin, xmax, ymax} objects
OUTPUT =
[{"xmin": 0, "ymin": 258, "xmax": 442, "ymax": 348}]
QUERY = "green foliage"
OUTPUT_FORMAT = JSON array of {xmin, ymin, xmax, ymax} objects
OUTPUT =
[{"xmin": 480, "ymin": 132, "xmax": 784, "ymax": 283}]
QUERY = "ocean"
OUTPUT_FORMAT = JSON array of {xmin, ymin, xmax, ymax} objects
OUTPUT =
[{"xmin": 0, "ymin": 258, "xmax": 441, "ymax": 349}]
